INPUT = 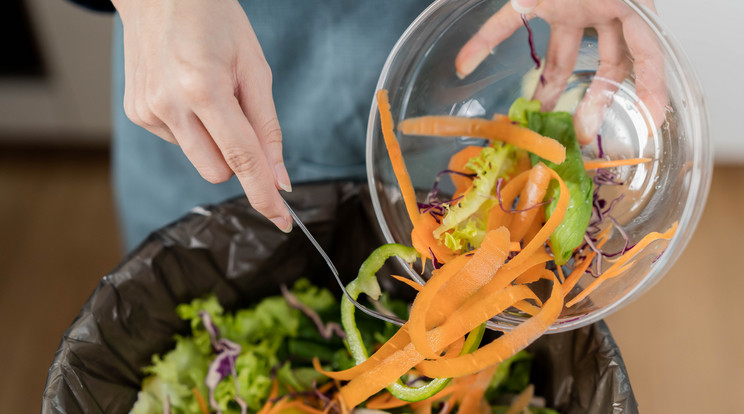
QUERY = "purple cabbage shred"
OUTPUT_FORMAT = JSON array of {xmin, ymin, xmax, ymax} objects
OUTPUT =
[
  {"xmin": 429, "ymin": 248, "xmax": 442, "ymax": 269},
  {"xmin": 280, "ymin": 284, "xmax": 346, "ymax": 340},
  {"xmin": 521, "ymin": 14, "xmax": 541, "ymax": 70}
]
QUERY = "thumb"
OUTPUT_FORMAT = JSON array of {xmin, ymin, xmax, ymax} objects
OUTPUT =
[{"xmin": 511, "ymin": 0, "xmax": 539, "ymax": 14}]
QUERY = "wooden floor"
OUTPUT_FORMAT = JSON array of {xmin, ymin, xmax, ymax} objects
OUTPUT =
[{"xmin": 0, "ymin": 148, "xmax": 741, "ymax": 413}]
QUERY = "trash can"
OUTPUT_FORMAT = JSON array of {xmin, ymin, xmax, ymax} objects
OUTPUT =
[{"xmin": 42, "ymin": 182, "xmax": 638, "ymax": 414}]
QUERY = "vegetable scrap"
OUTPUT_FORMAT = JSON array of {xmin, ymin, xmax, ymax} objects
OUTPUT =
[{"xmin": 309, "ymin": 90, "xmax": 674, "ymax": 410}]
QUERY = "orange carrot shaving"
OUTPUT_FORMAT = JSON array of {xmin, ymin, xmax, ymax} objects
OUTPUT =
[
  {"xmin": 513, "ymin": 150, "xmax": 533, "ymax": 177},
  {"xmin": 505, "ymin": 384, "xmax": 534, "ymax": 414},
  {"xmin": 257, "ymin": 378, "xmax": 280, "ymax": 414},
  {"xmin": 378, "ymin": 90, "xmax": 456, "ymax": 264},
  {"xmin": 342, "ymin": 281, "xmax": 534, "ymax": 405},
  {"xmin": 278, "ymin": 401, "xmax": 325, "ymax": 414},
  {"xmin": 416, "ymin": 273, "xmax": 562, "ymax": 378},
  {"xmin": 390, "ymin": 274, "xmax": 424, "ymax": 291},
  {"xmin": 465, "ymin": 251, "xmax": 553, "ymax": 305},
  {"xmin": 511, "ymin": 299, "xmax": 542, "ymax": 316},
  {"xmin": 509, "ymin": 163, "xmax": 552, "ymax": 242},
  {"xmin": 409, "ymin": 228, "xmax": 510, "ymax": 359},
  {"xmin": 377, "ymin": 90, "xmax": 419, "ymax": 224},
  {"xmin": 486, "ymin": 169, "xmax": 531, "ymax": 231},
  {"xmin": 192, "ymin": 387, "xmax": 209, "ymax": 414},
  {"xmin": 555, "ymin": 263, "xmax": 565, "ymax": 283},
  {"xmin": 565, "ymin": 222, "xmax": 677, "ymax": 308},
  {"xmin": 312, "ymin": 326, "xmax": 413, "ymax": 380},
  {"xmin": 561, "ymin": 253, "xmax": 596, "ymax": 299},
  {"xmin": 414, "ymin": 400, "xmax": 433, "ymax": 414},
  {"xmin": 561, "ymin": 226, "xmax": 612, "ymax": 298},
  {"xmin": 444, "ymin": 335, "xmax": 466, "ymax": 358},
  {"xmin": 339, "ymin": 341, "xmax": 425, "ymax": 408},
  {"xmin": 448, "ymin": 145, "xmax": 483, "ymax": 197},
  {"xmin": 365, "ymin": 392, "xmax": 410, "ymax": 410},
  {"xmin": 509, "ymin": 241, "xmax": 522, "ymax": 252},
  {"xmin": 398, "ymin": 116, "xmax": 566, "ymax": 165},
  {"xmin": 492, "ymin": 113, "xmax": 511, "ymax": 123},
  {"xmin": 267, "ymin": 397, "xmax": 289, "ymax": 414},
  {"xmin": 410, "ymin": 380, "xmax": 471, "ymax": 409},
  {"xmin": 583, "ymin": 157, "xmax": 652, "ymax": 170},
  {"xmin": 506, "ymin": 165, "xmax": 569, "ymax": 270},
  {"xmin": 337, "ymin": 392, "xmax": 350, "ymax": 414},
  {"xmin": 422, "ymin": 285, "xmax": 539, "ymax": 360},
  {"xmin": 412, "ymin": 210, "xmax": 458, "ymax": 263},
  {"xmin": 457, "ymin": 364, "xmax": 499, "ymax": 414},
  {"xmin": 513, "ymin": 263, "xmax": 545, "ymax": 285}
]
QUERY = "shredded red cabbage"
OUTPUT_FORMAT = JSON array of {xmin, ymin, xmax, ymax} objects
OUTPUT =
[
  {"xmin": 428, "ymin": 247, "xmax": 442, "ymax": 269},
  {"xmin": 200, "ymin": 311, "xmax": 245, "ymax": 414},
  {"xmin": 205, "ymin": 339, "xmax": 242, "ymax": 413},
  {"xmin": 578, "ymin": 165, "xmax": 638, "ymax": 278},
  {"xmin": 280, "ymin": 284, "xmax": 346, "ymax": 340},
  {"xmin": 418, "ymin": 168, "xmax": 475, "ymax": 219},
  {"xmin": 521, "ymin": 14, "xmax": 541, "ymax": 69},
  {"xmin": 312, "ymin": 380, "xmax": 333, "ymax": 405},
  {"xmin": 199, "ymin": 310, "xmax": 221, "ymax": 350},
  {"xmin": 652, "ymin": 249, "xmax": 667, "ymax": 264},
  {"xmin": 521, "ymin": 14, "xmax": 544, "ymax": 85},
  {"xmin": 597, "ymin": 134, "xmax": 605, "ymax": 158}
]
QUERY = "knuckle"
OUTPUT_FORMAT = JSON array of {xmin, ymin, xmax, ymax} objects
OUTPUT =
[
  {"xmin": 134, "ymin": 100, "xmax": 159, "ymax": 127},
  {"xmin": 222, "ymin": 147, "xmax": 262, "ymax": 177},
  {"xmin": 198, "ymin": 165, "xmax": 233, "ymax": 184},
  {"xmin": 145, "ymin": 87, "xmax": 172, "ymax": 119},
  {"xmin": 178, "ymin": 68, "xmax": 214, "ymax": 105},
  {"xmin": 256, "ymin": 117, "xmax": 282, "ymax": 144},
  {"xmin": 248, "ymin": 194, "xmax": 275, "ymax": 216}
]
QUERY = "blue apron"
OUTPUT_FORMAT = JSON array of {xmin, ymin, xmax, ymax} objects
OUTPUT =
[{"xmin": 112, "ymin": 1, "xmax": 432, "ymax": 250}]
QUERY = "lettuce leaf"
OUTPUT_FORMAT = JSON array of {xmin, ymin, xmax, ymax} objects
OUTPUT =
[
  {"xmin": 130, "ymin": 280, "xmax": 345, "ymax": 414},
  {"xmin": 525, "ymin": 111, "xmax": 593, "ymax": 265},
  {"xmin": 508, "ymin": 97, "xmax": 541, "ymax": 127},
  {"xmin": 435, "ymin": 144, "xmax": 516, "ymax": 252}
]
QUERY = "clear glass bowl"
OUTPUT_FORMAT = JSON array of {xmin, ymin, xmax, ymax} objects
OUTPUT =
[{"xmin": 366, "ymin": 0, "xmax": 712, "ymax": 333}]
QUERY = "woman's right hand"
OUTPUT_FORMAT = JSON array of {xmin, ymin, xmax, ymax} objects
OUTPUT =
[{"xmin": 112, "ymin": 0, "xmax": 293, "ymax": 232}]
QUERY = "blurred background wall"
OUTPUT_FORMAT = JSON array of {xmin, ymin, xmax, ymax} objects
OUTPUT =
[
  {"xmin": 0, "ymin": 0, "xmax": 111, "ymax": 146},
  {"xmin": 0, "ymin": 1, "xmax": 741, "ymax": 413}
]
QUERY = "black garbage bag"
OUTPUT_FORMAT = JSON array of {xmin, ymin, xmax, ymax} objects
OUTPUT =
[{"xmin": 42, "ymin": 182, "xmax": 638, "ymax": 414}]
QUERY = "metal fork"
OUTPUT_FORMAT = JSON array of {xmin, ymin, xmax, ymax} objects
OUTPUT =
[{"xmin": 282, "ymin": 199, "xmax": 406, "ymax": 327}]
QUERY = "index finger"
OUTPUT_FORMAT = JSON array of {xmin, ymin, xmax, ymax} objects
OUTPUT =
[
  {"xmin": 455, "ymin": 4, "xmax": 526, "ymax": 78},
  {"xmin": 193, "ymin": 87, "xmax": 292, "ymax": 233},
  {"xmin": 622, "ymin": 12, "xmax": 668, "ymax": 130}
]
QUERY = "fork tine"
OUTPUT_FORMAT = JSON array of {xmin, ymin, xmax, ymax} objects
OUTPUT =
[{"xmin": 283, "ymin": 199, "xmax": 405, "ymax": 327}]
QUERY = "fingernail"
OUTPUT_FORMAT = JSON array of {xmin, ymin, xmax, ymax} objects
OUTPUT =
[
  {"xmin": 275, "ymin": 163, "xmax": 292, "ymax": 193},
  {"xmin": 575, "ymin": 105, "xmax": 604, "ymax": 145},
  {"xmin": 511, "ymin": 0, "xmax": 538, "ymax": 14},
  {"xmin": 271, "ymin": 216, "xmax": 293, "ymax": 233}
]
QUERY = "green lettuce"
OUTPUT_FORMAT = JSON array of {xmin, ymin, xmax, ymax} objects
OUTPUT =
[
  {"xmin": 435, "ymin": 144, "xmax": 516, "ymax": 253},
  {"xmin": 508, "ymin": 98, "xmax": 593, "ymax": 265},
  {"xmin": 130, "ymin": 279, "xmax": 344, "ymax": 414}
]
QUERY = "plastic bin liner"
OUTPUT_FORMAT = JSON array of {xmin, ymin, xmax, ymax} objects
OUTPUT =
[{"xmin": 42, "ymin": 182, "xmax": 638, "ymax": 414}]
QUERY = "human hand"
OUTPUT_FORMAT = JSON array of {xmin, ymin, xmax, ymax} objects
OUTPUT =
[
  {"xmin": 455, "ymin": 0, "xmax": 667, "ymax": 145},
  {"xmin": 112, "ymin": 0, "xmax": 293, "ymax": 232}
]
